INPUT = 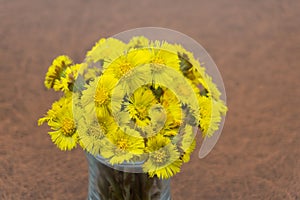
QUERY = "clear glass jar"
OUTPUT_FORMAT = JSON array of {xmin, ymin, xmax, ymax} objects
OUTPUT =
[{"xmin": 86, "ymin": 152, "xmax": 171, "ymax": 200}]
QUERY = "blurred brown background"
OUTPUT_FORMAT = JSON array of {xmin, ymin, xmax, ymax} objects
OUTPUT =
[{"xmin": 0, "ymin": 0, "xmax": 299, "ymax": 199}]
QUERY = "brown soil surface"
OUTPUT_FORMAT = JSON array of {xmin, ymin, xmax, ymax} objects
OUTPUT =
[{"xmin": 1, "ymin": 0, "xmax": 299, "ymax": 199}]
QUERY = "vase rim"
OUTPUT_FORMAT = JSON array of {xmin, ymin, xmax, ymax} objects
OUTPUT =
[{"xmin": 86, "ymin": 152, "xmax": 147, "ymax": 173}]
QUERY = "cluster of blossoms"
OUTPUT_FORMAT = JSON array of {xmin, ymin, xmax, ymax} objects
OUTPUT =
[{"xmin": 38, "ymin": 36, "xmax": 227, "ymax": 179}]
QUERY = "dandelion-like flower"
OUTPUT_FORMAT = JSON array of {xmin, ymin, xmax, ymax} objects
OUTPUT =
[
  {"xmin": 104, "ymin": 49, "xmax": 151, "ymax": 93},
  {"xmin": 143, "ymin": 134, "xmax": 182, "ymax": 179},
  {"xmin": 44, "ymin": 55, "xmax": 73, "ymax": 90},
  {"xmin": 124, "ymin": 86, "xmax": 156, "ymax": 128},
  {"xmin": 81, "ymin": 74, "xmax": 118, "ymax": 117},
  {"xmin": 101, "ymin": 128, "xmax": 145, "ymax": 165},
  {"xmin": 42, "ymin": 97, "xmax": 79, "ymax": 150}
]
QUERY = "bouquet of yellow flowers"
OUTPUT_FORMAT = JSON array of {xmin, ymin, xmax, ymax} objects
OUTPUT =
[{"xmin": 38, "ymin": 32, "xmax": 227, "ymax": 199}]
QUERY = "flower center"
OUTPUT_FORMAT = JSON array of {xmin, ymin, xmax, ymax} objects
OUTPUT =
[
  {"xmin": 117, "ymin": 138, "xmax": 129, "ymax": 151},
  {"xmin": 153, "ymin": 150, "xmax": 167, "ymax": 164},
  {"xmin": 151, "ymin": 56, "xmax": 165, "ymax": 73},
  {"xmin": 119, "ymin": 61, "xmax": 133, "ymax": 77},
  {"xmin": 136, "ymin": 106, "xmax": 148, "ymax": 120},
  {"xmin": 88, "ymin": 123, "xmax": 106, "ymax": 139},
  {"xmin": 61, "ymin": 118, "xmax": 76, "ymax": 136},
  {"xmin": 94, "ymin": 88, "xmax": 109, "ymax": 106},
  {"xmin": 152, "ymin": 56, "xmax": 165, "ymax": 65}
]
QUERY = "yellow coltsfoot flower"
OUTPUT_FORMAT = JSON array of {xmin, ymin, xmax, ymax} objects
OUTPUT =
[
  {"xmin": 127, "ymin": 36, "xmax": 150, "ymax": 49},
  {"xmin": 125, "ymin": 86, "xmax": 157, "ymax": 128},
  {"xmin": 46, "ymin": 98, "xmax": 79, "ymax": 150},
  {"xmin": 143, "ymin": 134, "xmax": 182, "ymax": 179},
  {"xmin": 38, "ymin": 96, "xmax": 71, "ymax": 126},
  {"xmin": 44, "ymin": 55, "xmax": 73, "ymax": 90},
  {"xmin": 150, "ymin": 40, "xmax": 180, "ymax": 70},
  {"xmin": 86, "ymin": 38, "xmax": 127, "ymax": 63},
  {"xmin": 104, "ymin": 49, "xmax": 151, "ymax": 93},
  {"xmin": 101, "ymin": 128, "xmax": 145, "ymax": 165},
  {"xmin": 53, "ymin": 63, "xmax": 82, "ymax": 93},
  {"xmin": 77, "ymin": 114, "xmax": 117, "ymax": 155},
  {"xmin": 178, "ymin": 125, "xmax": 197, "ymax": 163},
  {"xmin": 81, "ymin": 74, "xmax": 118, "ymax": 117},
  {"xmin": 198, "ymin": 95, "xmax": 227, "ymax": 137},
  {"xmin": 159, "ymin": 88, "xmax": 182, "ymax": 132}
]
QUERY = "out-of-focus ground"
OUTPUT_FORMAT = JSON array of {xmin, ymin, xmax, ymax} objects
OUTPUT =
[{"xmin": 0, "ymin": 0, "xmax": 299, "ymax": 199}]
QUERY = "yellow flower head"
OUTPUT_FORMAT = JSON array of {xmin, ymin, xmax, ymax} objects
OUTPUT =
[
  {"xmin": 127, "ymin": 36, "xmax": 150, "ymax": 49},
  {"xmin": 46, "ymin": 97, "xmax": 79, "ymax": 150},
  {"xmin": 86, "ymin": 38, "xmax": 126, "ymax": 63},
  {"xmin": 125, "ymin": 87, "xmax": 156, "ymax": 127},
  {"xmin": 44, "ymin": 55, "xmax": 73, "ymax": 90},
  {"xmin": 198, "ymin": 95, "xmax": 227, "ymax": 137},
  {"xmin": 104, "ymin": 49, "xmax": 151, "ymax": 88},
  {"xmin": 38, "ymin": 96, "xmax": 71, "ymax": 126},
  {"xmin": 160, "ymin": 88, "xmax": 182, "ymax": 132},
  {"xmin": 150, "ymin": 41, "xmax": 180, "ymax": 70},
  {"xmin": 199, "ymin": 74, "xmax": 222, "ymax": 101},
  {"xmin": 101, "ymin": 128, "xmax": 145, "ymax": 164},
  {"xmin": 145, "ymin": 41, "xmax": 180, "ymax": 87},
  {"xmin": 178, "ymin": 125, "xmax": 197, "ymax": 163},
  {"xmin": 53, "ymin": 63, "xmax": 81, "ymax": 93},
  {"xmin": 143, "ymin": 134, "xmax": 182, "ymax": 179},
  {"xmin": 174, "ymin": 43, "xmax": 206, "ymax": 82},
  {"xmin": 77, "ymin": 113, "xmax": 117, "ymax": 155},
  {"xmin": 81, "ymin": 74, "xmax": 118, "ymax": 117}
]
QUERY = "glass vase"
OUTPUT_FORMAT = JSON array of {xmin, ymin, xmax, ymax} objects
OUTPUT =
[{"xmin": 86, "ymin": 152, "xmax": 171, "ymax": 200}]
